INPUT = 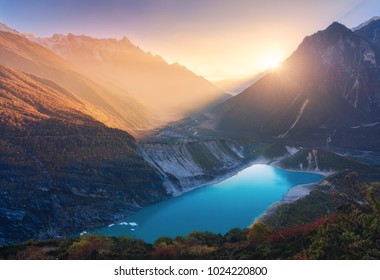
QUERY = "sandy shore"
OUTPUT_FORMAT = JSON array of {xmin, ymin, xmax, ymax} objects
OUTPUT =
[
  {"xmin": 256, "ymin": 182, "xmax": 321, "ymax": 222},
  {"xmin": 282, "ymin": 182, "xmax": 320, "ymax": 202},
  {"xmin": 252, "ymin": 159, "xmax": 336, "ymax": 223}
]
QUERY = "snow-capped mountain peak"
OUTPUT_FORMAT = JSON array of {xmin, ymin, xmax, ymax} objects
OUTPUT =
[{"xmin": 352, "ymin": 16, "xmax": 380, "ymax": 31}]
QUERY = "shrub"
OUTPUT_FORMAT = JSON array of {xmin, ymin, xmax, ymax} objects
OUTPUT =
[{"xmin": 247, "ymin": 221, "xmax": 272, "ymax": 245}]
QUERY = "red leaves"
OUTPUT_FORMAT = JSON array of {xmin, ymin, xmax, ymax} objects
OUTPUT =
[{"xmin": 267, "ymin": 213, "xmax": 337, "ymax": 243}]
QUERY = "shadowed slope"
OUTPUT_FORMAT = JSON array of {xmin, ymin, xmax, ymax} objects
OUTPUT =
[
  {"xmin": 0, "ymin": 65, "xmax": 166, "ymax": 245},
  {"xmin": 214, "ymin": 22, "xmax": 380, "ymax": 140}
]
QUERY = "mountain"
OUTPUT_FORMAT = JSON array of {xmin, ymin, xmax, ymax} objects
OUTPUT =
[
  {"xmin": 212, "ymin": 22, "xmax": 380, "ymax": 143},
  {"xmin": 352, "ymin": 16, "xmax": 380, "ymax": 31},
  {"xmin": 0, "ymin": 64, "xmax": 167, "ymax": 244},
  {"xmin": 0, "ymin": 21, "xmax": 227, "ymax": 245},
  {"xmin": 33, "ymin": 33, "xmax": 227, "ymax": 121},
  {"xmin": 0, "ymin": 29, "xmax": 157, "ymax": 136},
  {"xmin": 0, "ymin": 22, "xmax": 23, "ymax": 35},
  {"xmin": 354, "ymin": 16, "xmax": 380, "ymax": 56}
]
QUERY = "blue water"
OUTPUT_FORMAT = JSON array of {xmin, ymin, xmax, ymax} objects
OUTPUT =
[{"xmin": 91, "ymin": 164, "xmax": 323, "ymax": 243}]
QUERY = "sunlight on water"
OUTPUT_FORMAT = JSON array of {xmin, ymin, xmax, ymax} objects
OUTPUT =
[{"xmin": 91, "ymin": 165, "xmax": 323, "ymax": 243}]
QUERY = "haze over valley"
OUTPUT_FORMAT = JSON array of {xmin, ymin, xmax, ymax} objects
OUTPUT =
[{"xmin": 0, "ymin": 0, "xmax": 380, "ymax": 260}]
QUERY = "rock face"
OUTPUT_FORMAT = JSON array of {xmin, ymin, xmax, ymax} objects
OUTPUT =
[
  {"xmin": 278, "ymin": 148, "xmax": 370, "ymax": 173},
  {"xmin": 0, "ymin": 65, "xmax": 166, "ymax": 245},
  {"xmin": 354, "ymin": 17, "xmax": 380, "ymax": 57},
  {"xmin": 213, "ymin": 22, "xmax": 380, "ymax": 140},
  {"xmin": 140, "ymin": 140, "xmax": 248, "ymax": 195}
]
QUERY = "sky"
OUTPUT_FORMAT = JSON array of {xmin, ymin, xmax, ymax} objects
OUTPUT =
[{"xmin": 0, "ymin": 0, "xmax": 379, "ymax": 80}]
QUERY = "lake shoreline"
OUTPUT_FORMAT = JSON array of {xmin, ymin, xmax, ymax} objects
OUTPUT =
[
  {"xmin": 78, "ymin": 157, "xmax": 272, "ymax": 237},
  {"xmin": 181, "ymin": 154, "xmax": 333, "ymax": 199},
  {"xmin": 255, "ymin": 182, "xmax": 322, "ymax": 224},
  {"xmin": 172, "ymin": 157, "xmax": 271, "ymax": 196},
  {"xmin": 251, "ymin": 156, "xmax": 341, "ymax": 224},
  {"xmin": 255, "ymin": 161, "xmax": 333, "ymax": 224},
  {"xmin": 81, "ymin": 156, "xmax": 329, "ymax": 239},
  {"xmin": 90, "ymin": 160, "xmax": 324, "ymax": 242}
]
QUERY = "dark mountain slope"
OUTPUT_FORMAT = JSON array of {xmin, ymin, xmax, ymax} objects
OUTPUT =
[
  {"xmin": 213, "ymin": 22, "xmax": 380, "ymax": 142},
  {"xmin": 355, "ymin": 17, "xmax": 380, "ymax": 57},
  {"xmin": 0, "ymin": 65, "xmax": 166, "ymax": 245}
]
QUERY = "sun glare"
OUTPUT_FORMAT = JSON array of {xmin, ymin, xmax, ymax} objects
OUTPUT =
[{"xmin": 260, "ymin": 53, "xmax": 282, "ymax": 70}]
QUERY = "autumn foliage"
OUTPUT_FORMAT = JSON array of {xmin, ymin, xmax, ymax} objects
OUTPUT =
[{"xmin": 267, "ymin": 214, "xmax": 337, "ymax": 243}]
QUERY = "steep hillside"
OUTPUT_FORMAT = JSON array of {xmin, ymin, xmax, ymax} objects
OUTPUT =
[
  {"xmin": 140, "ymin": 139, "xmax": 249, "ymax": 195},
  {"xmin": 138, "ymin": 139, "xmax": 293, "ymax": 196},
  {"xmin": 34, "ymin": 33, "xmax": 227, "ymax": 120},
  {"xmin": 354, "ymin": 17, "xmax": 380, "ymax": 56},
  {"xmin": 0, "ymin": 30, "xmax": 157, "ymax": 136},
  {"xmin": 0, "ymin": 65, "xmax": 166, "ymax": 245},
  {"xmin": 213, "ymin": 22, "xmax": 380, "ymax": 144},
  {"xmin": 278, "ymin": 149, "xmax": 371, "ymax": 173}
]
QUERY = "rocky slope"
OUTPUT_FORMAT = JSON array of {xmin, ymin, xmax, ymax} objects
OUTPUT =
[
  {"xmin": 139, "ymin": 139, "xmax": 251, "ymax": 195},
  {"xmin": 0, "ymin": 65, "xmax": 166, "ymax": 245},
  {"xmin": 212, "ymin": 22, "xmax": 380, "ymax": 146},
  {"xmin": 354, "ymin": 17, "xmax": 380, "ymax": 56},
  {"xmin": 277, "ymin": 148, "xmax": 371, "ymax": 173},
  {"xmin": 138, "ymin": 139, "xmax": 295, "ymax": 196}
]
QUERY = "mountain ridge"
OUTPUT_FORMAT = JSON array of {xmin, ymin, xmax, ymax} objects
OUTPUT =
[
  {"xmin": 354, "ymin": 17, "xmax": 380, "ymax": 59},
  {"xmin": 212, "ymin": 21, "xmax": 380, "ymax": 144},
  {"xmin": 0, "ymin": 29, "xmax": 158, "ymax": 136},
  {"xmin": 32, "ymin": 31, "xmax": 228, "ymax": 121}
]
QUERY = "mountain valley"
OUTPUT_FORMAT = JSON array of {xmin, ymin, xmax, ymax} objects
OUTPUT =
[{"xmin": 0, "ymin": 17, "xmax": 379, "ymax": 259}]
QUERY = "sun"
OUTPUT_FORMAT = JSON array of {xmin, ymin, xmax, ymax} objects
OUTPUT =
[{"xmin": 260, "ymin": 53, "xmax": 282, "ymax": 70}]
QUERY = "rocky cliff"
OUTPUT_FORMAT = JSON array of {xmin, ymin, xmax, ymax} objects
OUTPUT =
[{"xmin": 140, "ymin": 139, "xmax": 250, "ymax": 195}]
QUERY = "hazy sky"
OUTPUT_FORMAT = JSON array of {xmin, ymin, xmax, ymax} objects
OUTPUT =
[{"xmin": 0, "ymin": 0, "xmax": 379, "ymax": 79}]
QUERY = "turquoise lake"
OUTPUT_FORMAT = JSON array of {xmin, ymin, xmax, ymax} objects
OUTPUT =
[{"xmin": 92, "ymin": 164, "xmax": 323, "ymax": 243}]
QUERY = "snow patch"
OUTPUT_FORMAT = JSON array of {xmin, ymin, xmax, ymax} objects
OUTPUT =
[{"xmin": 285, "ymin": 146, "xmax": 300, "ymax": 155}]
